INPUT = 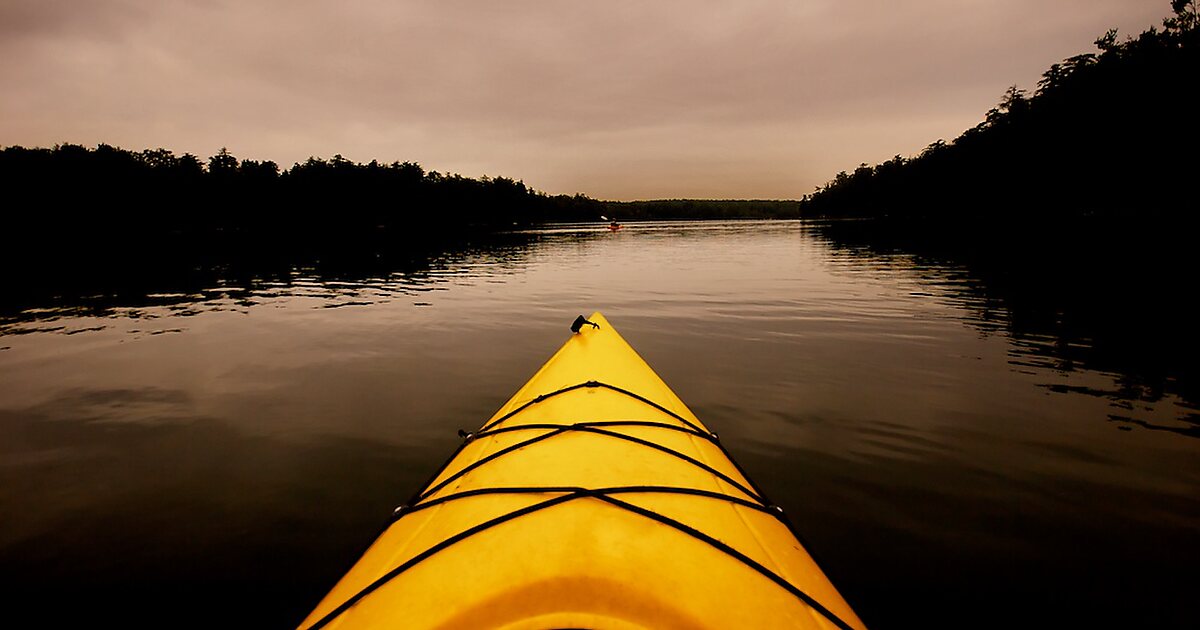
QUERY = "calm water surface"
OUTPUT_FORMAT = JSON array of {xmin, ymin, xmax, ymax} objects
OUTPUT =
[{"xmin": 1, "ymin": 221, "xmax": 1195, "ymax": 628}]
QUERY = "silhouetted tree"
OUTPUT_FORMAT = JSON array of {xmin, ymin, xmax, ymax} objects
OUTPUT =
[
  {"xmin": 800, "ymin": 1, "xmax": 1198, "ymax": 223},
  {"xmin": 208, "ymin": 147, "xmax": 239, "ymax": 175}
]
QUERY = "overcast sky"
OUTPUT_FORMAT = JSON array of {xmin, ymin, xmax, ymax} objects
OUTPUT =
[{"xmin": 0, "ymin": 1, "xmax": 1170, "ymax": 200}]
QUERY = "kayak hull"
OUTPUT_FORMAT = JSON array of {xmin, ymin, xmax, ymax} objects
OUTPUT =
[{"xmin": 300, "ymin": 312, "xmax": 865, "ymax": 629}]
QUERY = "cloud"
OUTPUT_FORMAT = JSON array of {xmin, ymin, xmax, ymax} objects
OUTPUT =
[{"xmin": 0, "ymin": 0, "xmax": 1170, "ymax": 198}]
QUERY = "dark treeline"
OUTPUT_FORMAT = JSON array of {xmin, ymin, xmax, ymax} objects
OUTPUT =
[
  {"xmin": 800, "ymin": 2, "xmax": 1199, "ymax": 427},
  {"xmin": 801, "ymin": 1, "xmax": 1198, "ymax": 222},
  {"xmin": 0, "ymin": 143, "xmax": 603, "ymax": 238},
  {"xmin": 602, "ymin": 199, "xmax": 799, "ymax": 221},
  {"xmin": 0, "ymin": 144, "xmax": 802, "ymax": 249},
  {"xmin": 0, "ymin": 143, "xmax": 799, "ymax": 316},
  {"xmin": 0, "ymin": 144, "xmax": 605, "ymax": 314}
]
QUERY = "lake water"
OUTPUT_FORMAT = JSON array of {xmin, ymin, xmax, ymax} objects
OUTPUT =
[{"xmin": 1, "ymin": 220, "xmax": 1195, "ymax": 628}]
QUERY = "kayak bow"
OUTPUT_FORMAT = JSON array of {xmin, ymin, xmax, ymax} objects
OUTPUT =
[{"xmin": 300, "ymin": 312, "xmax": 865, "ymax": 629}]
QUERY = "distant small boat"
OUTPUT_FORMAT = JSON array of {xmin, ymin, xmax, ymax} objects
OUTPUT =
[{"xmin": 607, "ymin": 222, "xmax": 622, "ymax": 231}]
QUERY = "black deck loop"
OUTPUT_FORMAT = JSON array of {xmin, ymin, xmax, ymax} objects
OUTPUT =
[
  {"xmin": 474, "ymin": 420, "xmax": 715, "ymax": 444},
  {"xmin": 415, "ymin": 422, "xmax": 762, "ymax": 506},
  {"xmin": 479, "ymin": 380, "xmax": 705, "ymax": 435},
  {"xmin": 306, "ymin": 487, "xmax": 853, "ymax": 630},
  {"xmin": 395, "ymin": 485, "xmax": 781, "ymax": 522}
]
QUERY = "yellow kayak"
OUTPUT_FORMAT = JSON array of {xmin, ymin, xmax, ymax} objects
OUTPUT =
[{"xmin": 300, "ymin": 312, "xmax": 865, "ymax": 629}]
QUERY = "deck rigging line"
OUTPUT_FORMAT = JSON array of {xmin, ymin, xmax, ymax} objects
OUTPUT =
[
  {"xmin": 306, "ymin": 486, "xmax": 857, "ymax": 630},
  {"xmin": 416, "ymin": 421, "xmax": 762, "ymax": 504},
  {"xmin": 303, "ymin": 381, "xmax": 853, "ymax": 630}
]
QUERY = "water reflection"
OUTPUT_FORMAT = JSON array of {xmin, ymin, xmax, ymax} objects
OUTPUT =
[
  {"xmin": 0, "ymin": 228, "xmax": 552, "ymax": 329},
  {"xmin": 807, "ymin": 218, "xmax": 1198, "ymax": 439},
  {"xmin": 1, "ymin": 220, "xmax": 1197, "ymax": 628}
]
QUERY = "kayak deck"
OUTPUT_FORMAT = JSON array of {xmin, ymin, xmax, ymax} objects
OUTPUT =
[{"xmin": 300, "ymin": 312, "xmax": 865, "ymax": 629}]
